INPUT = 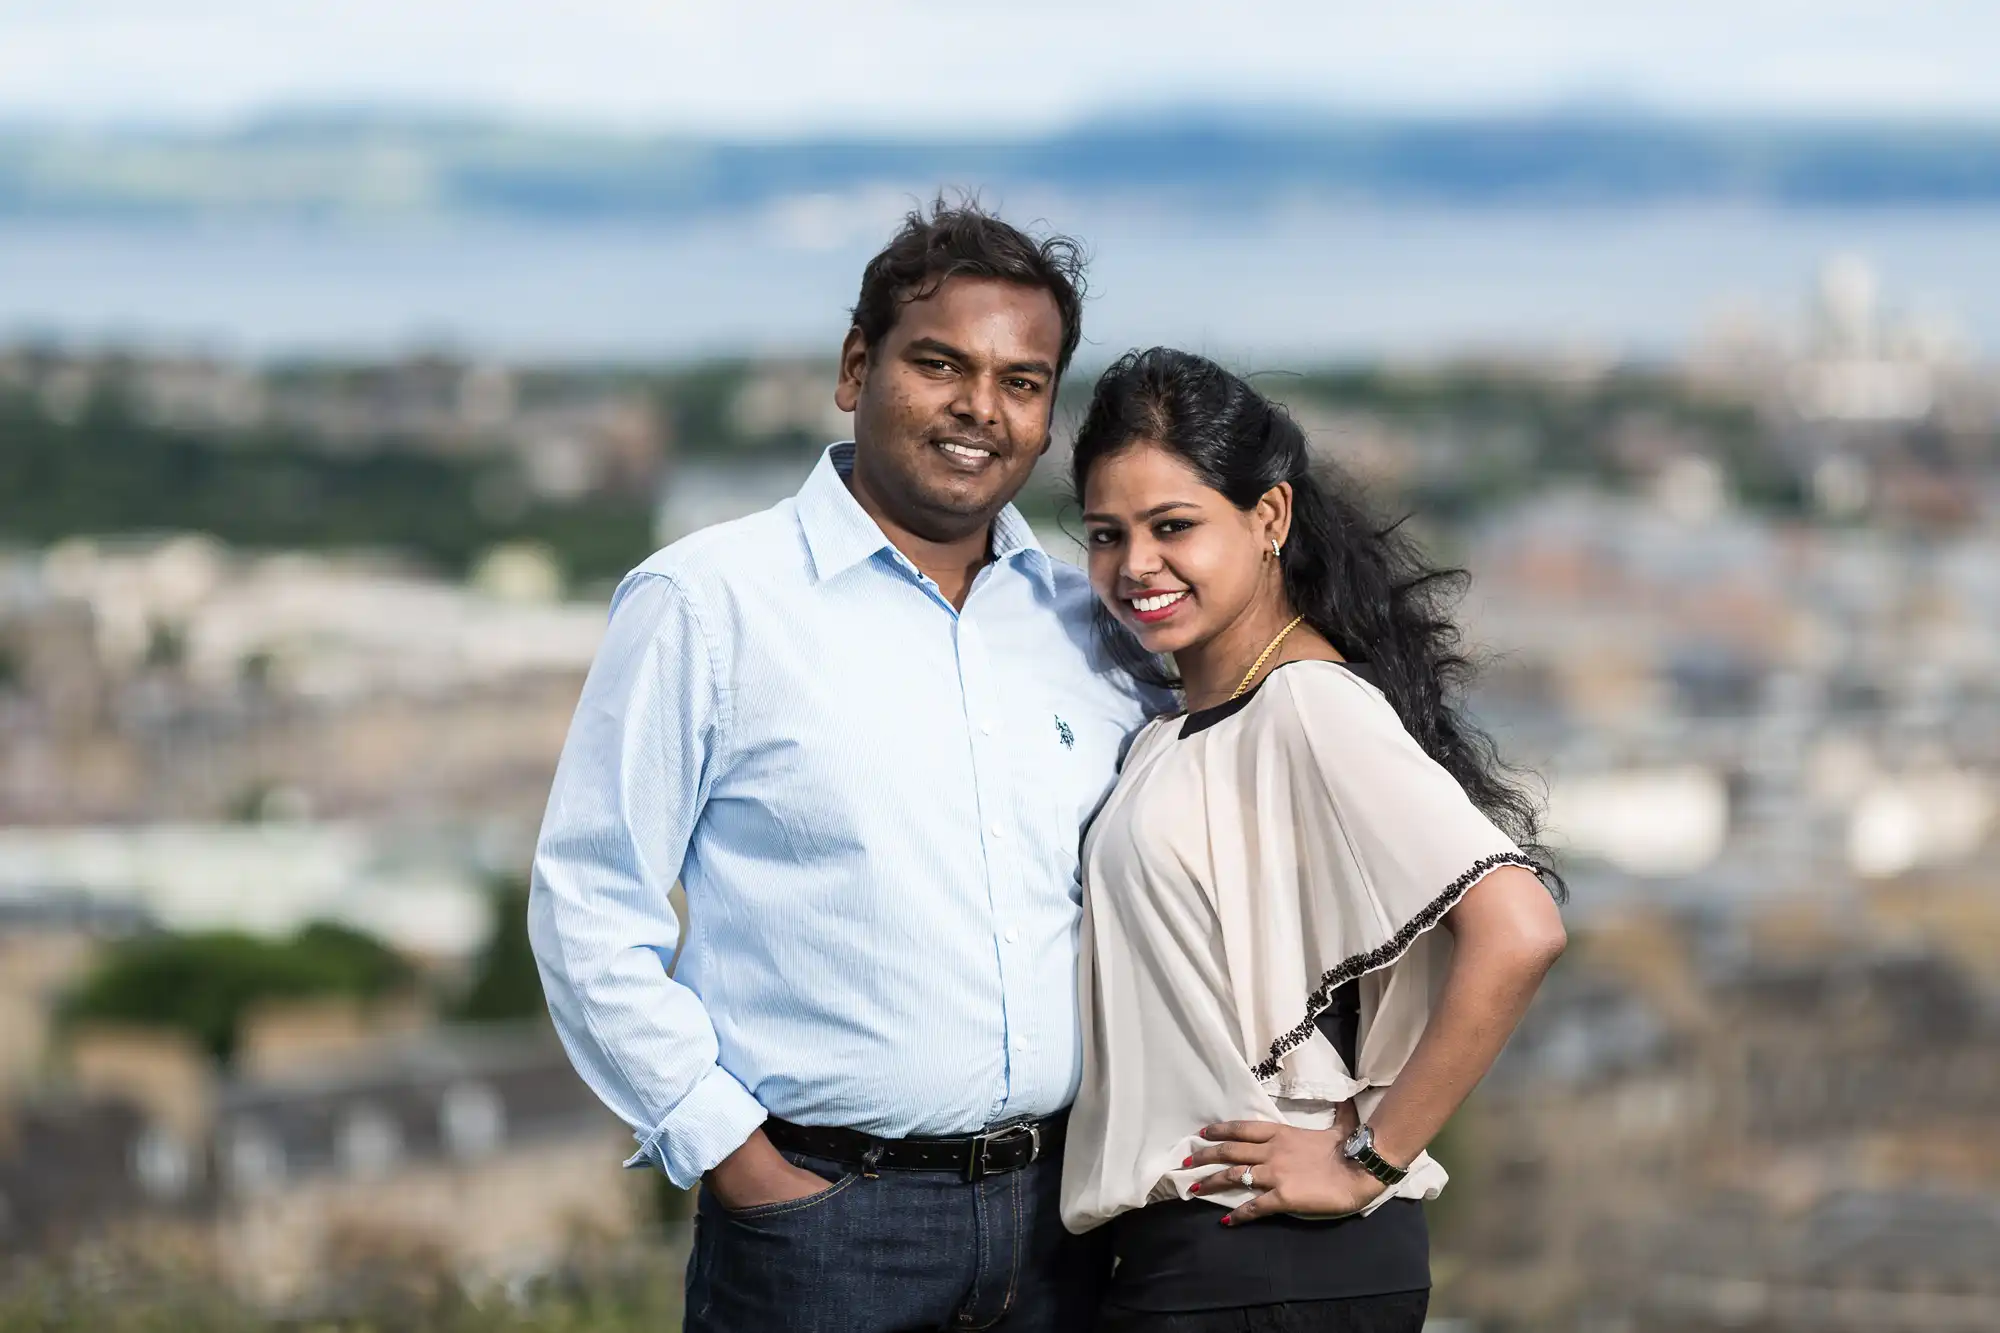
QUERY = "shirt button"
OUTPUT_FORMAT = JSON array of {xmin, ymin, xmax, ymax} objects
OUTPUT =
[
  {"xmin": 989, "ymin": 823, "xmax": 1004, "ymax": 840},
  {"xmin": 1004, "ymin": 928, "xmax": 1019, "ymax": 944}
]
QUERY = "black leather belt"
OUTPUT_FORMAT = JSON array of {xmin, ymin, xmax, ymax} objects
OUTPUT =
[{"xmin": 763, "ymin": 1113, "xmax": 1065, "ymax": 1182}]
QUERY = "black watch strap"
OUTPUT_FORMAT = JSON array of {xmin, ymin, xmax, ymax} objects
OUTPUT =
[{"xmin": 1343, "ymin": 1126, "xmax": 1409, "ymax": 1186}]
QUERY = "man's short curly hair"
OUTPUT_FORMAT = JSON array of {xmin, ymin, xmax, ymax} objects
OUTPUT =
[{"xmin": 850, "ymin": 197, "xmax": 1087, "ymax": 379}]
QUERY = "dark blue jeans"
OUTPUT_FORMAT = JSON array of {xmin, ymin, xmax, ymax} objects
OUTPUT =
[{"xmin": 684, "ymin": 1147, "xmax": 1108, "ymax": 1332}]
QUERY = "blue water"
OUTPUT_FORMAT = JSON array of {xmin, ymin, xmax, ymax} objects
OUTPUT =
[{"xmin": 5, "ymin": 202, "xmax": 2000, "ymax": 362}]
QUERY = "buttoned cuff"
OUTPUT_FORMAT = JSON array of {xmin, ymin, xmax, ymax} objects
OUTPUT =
[{"xmin": 621, "ymin": 1064, "xmax": 768, "ymax": 1189}]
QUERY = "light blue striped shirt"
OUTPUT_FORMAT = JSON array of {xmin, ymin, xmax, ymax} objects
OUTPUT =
[{"xmin": 529, "ymin": 444, "xmax": 1165, "ymax": 1188}]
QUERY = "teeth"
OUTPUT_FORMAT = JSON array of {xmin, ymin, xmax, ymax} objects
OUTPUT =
[
  {"xmin": 938, "ymin": 441, "xmax": 992, "ymax": 460},
  {"xmin": 1131, "ymin": 591, "xmax": 1187, "ymax": 613}
]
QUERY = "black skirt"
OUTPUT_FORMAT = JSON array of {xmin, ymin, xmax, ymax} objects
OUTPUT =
[
  {"xmin": 1097, "ymin": 1289, "xmax": 1429, "ymax": 1333},
  {"xmin": 1102, "ymin": 1196, "xmax": 1428, "ymax": 1316}
]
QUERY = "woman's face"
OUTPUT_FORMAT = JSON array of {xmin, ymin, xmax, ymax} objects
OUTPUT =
[{"xmin": 1080, "ymin": 439, "xmax": 1286, "ymax": 658}]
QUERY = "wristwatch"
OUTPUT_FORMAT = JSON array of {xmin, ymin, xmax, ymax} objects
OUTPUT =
[{"xmin": 1340, "ymin": 1124, "xmax": 1408, "ymax": 1186}]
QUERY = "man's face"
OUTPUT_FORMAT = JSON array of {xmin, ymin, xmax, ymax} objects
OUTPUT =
[{"xmin": 836, "ymin": 276, "xmax": 1064, "ymax": 542}]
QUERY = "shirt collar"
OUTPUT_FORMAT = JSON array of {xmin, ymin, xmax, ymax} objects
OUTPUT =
[{"xmin": 795, "ymin": 443, "xmax": 1058, "ymax": 593}]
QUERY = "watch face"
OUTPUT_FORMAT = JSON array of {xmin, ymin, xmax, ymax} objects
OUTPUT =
[{"xmin": 1343, "ymin": 1126, "xmax": 1370, "ymax": 1158}]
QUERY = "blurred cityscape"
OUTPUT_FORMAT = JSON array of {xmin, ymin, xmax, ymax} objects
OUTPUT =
[{"xmin": 4, "ymin": 222, "xmax": 1999, "ymax": 1332}]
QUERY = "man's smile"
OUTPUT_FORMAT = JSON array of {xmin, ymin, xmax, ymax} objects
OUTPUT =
[{"xmin": 932, "ymin": 436, "xmax": 1001, "ymax": 470}]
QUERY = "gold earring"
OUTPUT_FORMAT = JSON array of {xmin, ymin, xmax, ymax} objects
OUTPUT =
[{"xmin": 1270, "ymin": 539, "xmax": 1282, "ymax": 560}]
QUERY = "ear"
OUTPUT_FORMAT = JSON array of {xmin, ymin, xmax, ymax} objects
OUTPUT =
[
  {"xmin": 1256, "ymin": 481, "xmax": 1294, "ymax": 550},
  {"xmin": 834, "ymin": 327, "xmax": 869, "ymax": 414}
]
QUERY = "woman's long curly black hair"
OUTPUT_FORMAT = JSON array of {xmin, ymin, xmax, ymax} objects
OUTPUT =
[{"xmin": 1072, "ymin": 347, "xmax": 1561, "ymax": 893}]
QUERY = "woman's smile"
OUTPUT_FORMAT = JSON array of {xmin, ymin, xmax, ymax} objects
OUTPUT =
[{"xmin": 1126, "ymin": 589, "xmax": 1190, "ymax": 624}]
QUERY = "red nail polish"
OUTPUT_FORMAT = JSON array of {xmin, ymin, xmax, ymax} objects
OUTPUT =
[
  {"xmin": 1181, "ymin": 1157, "xmax": 1192, "ymax": 1168},
  {"xmin": 1220, "ymin": 1216, "xmax": 1234, "ymax": 1227},
  {"xmin": 1188, "ymin": 1183, "xmax": 1201, "ymax": 1195}
]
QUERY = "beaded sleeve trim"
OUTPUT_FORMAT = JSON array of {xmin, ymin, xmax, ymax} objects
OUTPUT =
[{"xmin": 1250, "ymin": 853, "xmax": 1545, "ymax": 1082}]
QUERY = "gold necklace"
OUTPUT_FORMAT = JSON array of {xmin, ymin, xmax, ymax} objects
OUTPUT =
[{"xmin": 1229, "ymin": 615, "xmax": 1305, "ymax": 700}]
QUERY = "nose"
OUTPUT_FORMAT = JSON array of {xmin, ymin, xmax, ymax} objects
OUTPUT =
[
  {"xmin": 951, "ymin": 373, "xmax": 1000, "ymax": 427},
  {"xmin": 1121, "ymin": 533, "xmax": 1164, "ymax": 587}
]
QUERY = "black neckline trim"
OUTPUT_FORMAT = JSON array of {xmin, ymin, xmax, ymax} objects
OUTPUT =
[{"xmin": 1178, "ymin": 659, "xmax": 1377, "ymax": 739}]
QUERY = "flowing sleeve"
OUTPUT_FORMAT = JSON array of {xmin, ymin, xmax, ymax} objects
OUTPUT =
[{"xmin": 1250, "ymin": 665, "xmax": 1541, "ymax": 1084}]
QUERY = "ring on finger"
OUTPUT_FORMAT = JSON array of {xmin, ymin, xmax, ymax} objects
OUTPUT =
[{"xmin": 1239, "ymin": 1165, "xmax": 1255, "ymax": 1189}]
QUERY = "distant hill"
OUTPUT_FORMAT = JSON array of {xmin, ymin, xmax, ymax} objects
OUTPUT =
[{"xmin": 5, "ymin": 110, "xmax": 2000, "ymax": 222}]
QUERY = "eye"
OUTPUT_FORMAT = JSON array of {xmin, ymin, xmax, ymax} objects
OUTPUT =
[
  {"xmin": 1004, "ymin": 377, "xmax": 1043, "ymax": 394},
  {"xmin": 1154, "ymin": 519, "xmax": 1195, "ymax": 537},
  {"xmin": 916, "ymin": 358, "xmax": 953, "ymax": 374},
  {"xmin": 1084, "ymin": 528, "xmax": 1120, "ymax": 547}
]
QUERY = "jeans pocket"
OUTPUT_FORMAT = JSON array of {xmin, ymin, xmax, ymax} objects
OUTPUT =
[{"xmin": 716, "ymin": 1171, "xmax": 862, "ymax": 1222}]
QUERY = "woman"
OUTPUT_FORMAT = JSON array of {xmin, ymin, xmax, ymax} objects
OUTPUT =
[{"xmin": 1061, "ymin": 349, "xmax": 1569, "ymax": 1331}]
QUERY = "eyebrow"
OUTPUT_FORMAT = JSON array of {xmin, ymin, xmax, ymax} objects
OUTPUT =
[
  {"xmin": 905, "ymin": 337, "xmax": 1054, "ymax": 380},
  {"xmin": 1080, "ymin": 501, "xmax": 1202, "ymax": 523},
  {"xmin": 904, "ymin": 337, "xmax": 968, "ymax": 363}
]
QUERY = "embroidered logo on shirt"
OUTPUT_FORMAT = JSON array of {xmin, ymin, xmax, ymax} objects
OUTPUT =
[{"xmin": 1055, "ymin": 716, "xmax": 1075, "ymax": 750}]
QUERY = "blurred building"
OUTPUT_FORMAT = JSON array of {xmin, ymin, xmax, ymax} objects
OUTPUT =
[
  {"xmin": 0, "ymin": 536, "xmax": 605, "ymax": 827},
  {"xmin": 0, "ymin": 1013, "xmax": 647, "ymax": 1303},
  {"xmin": 1461, "ymin": 487, "xmax": 2000, "ymax": 905},
  {"xmin": 0, "ymin": 348, "xmax": 669, "ymax": 501},
  {"xmin": 1445, "ymin": 909, "xmax": 2000, "ymax": 1332},
  {"xmin": 0, "ymin": 823, "xmax": 490, "ymax": 961}
]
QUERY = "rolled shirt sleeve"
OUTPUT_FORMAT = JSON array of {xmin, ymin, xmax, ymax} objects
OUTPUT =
[{"xmin": 527, "ymin": 571, "xmax": 767, "ymax": 1188}]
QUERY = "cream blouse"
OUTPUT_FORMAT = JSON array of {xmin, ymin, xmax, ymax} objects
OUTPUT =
[{"xmin": 1060, "ymin": 660, "xmax": 1537, "ymax": 1233}]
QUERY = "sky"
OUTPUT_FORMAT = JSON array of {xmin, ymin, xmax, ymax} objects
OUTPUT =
[{"xmin": 2, "ymin": 1, "xmax": 1999, "ymax": 135}]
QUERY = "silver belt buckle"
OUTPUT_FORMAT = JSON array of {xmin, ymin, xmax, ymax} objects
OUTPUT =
[{"xmin": 967, "ymin": 1119, "xmax": 1041, "ymax": 1181}]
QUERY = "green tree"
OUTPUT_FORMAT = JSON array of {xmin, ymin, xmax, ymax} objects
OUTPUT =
[
  {"xmin": 0, "ymin": 390, "xmax": 654, "ymax": 582},
  {"xmin": 453, "ymin": 878, "xmax": 548, "ymax": 1023},
  {"xmin": 61, "ymin": 921, "xmax": 414, "ymax": 1064}
]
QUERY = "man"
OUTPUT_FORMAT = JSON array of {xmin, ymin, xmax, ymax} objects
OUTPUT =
[{"xmin": 529, "ymin": 201, "xmax": 1163, "ymax": 1331}]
